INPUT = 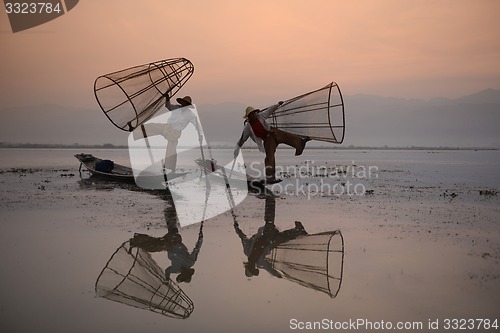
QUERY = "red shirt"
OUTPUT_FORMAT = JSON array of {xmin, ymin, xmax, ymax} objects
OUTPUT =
[{"xmin": 249, "ymin": 118, "xmax": 268, "ymax": 139}]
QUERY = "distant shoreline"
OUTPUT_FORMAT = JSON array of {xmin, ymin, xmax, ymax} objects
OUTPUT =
[{"xmin": 0, "ymin": 143, "xmax": 497, "ymax": 151}]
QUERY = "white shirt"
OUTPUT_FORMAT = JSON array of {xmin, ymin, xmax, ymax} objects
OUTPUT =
[{"xmin": 165, "ymin": 101, "xmax": 201, "ymax": 132}]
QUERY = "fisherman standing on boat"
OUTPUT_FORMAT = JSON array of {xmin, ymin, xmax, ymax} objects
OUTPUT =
[
  {"xmin": 131, "ymin": 95, "xmax": 203, "ymax": 172},
  {"xmin": 163, "ymin": 95, "xmax": 203, "ymax": 171},
  {"xmin": 234, "ymin": 102, "xmax": 310, "ymax": 183}
]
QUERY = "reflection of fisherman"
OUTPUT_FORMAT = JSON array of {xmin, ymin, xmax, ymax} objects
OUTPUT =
[
  {"xmin": 132, "ymin": 95, "xmax": 203, "ymax": 172},
  {"xmin": 233, "ymin": 102, "xmax": 310, "ymax": 183},
  {"xmin": 129, "ymin": 189, "xmax": 203, "ymax": 283},
  {"xmin": 163, "ymin": 222, "xmax": 203, "ymax": 283},
  {"xmin": 233, "ymin": 193, "xmax": 308, "ymax": 277}
]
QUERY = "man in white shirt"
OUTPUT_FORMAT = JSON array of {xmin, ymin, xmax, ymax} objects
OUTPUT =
[
  {"xmin": 163, "ymin": 96, "xmax": 202, "ymax": 171},
  {"xmin": 133, "ymin": 95, "xmax": 203, "ymax": 172}
]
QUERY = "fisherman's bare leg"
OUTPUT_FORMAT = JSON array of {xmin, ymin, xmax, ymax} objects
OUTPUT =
[
  {"xmin": 264, "ymin": 135, "xmax": 278, "ymax": 182},
  {"xmin": 164, "ymin": 140, "xmax": 178, "ymax": 171},
  {"xmin": 271, "ymin": 128, "xmax": 309, "ymax": 156},
  {"xmin": 164, "ymin": 128, "xmax": 182, "ymax": 171}
]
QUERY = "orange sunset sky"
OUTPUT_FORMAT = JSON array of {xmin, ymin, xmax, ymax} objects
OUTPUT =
[{"xmin": 1, "ymin": 0, "xmax": 500, "ymax": 109}]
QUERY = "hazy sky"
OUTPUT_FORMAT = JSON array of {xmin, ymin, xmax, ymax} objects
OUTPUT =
[{"xmin": 1, "ymin": 0, "xmax": 500, "ymax": 110}]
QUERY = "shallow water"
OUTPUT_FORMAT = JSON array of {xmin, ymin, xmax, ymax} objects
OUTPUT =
[
  {"xmin": 0, "ymin": 148, "xmax": 499, "ymax": 333},
  {"xmin": 2, "ymin": 148, "xmax": 499, "ymax": 186}
]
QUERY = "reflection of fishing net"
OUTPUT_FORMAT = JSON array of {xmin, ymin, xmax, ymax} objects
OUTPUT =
[
  {"xmin": 94, "ymin": 58, "xmax": 194, "ymax": 132},
  {"xmin": 95, "ymin": 240, "xmax": 194, "ymax": 319},
  {"xmin": 268, "ymin": 230, "xmax": 344, "ymax": 298},
  {"xmin": 270, "ymin": 82, "xmax": 345, "ymax": 143}
]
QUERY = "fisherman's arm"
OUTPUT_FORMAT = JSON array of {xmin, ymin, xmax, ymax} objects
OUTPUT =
[
  {"xmin": 165, "ymin": 266, "xmax": 172, "ymax": 279},
  {"xmin": 190, "ymin": 112, "xmax": 204, "ymax": 142},
  {"xmin": 233, "ymin": 220, "xmax": 249, "ymax": 244},
  {"xmin": 259, "ymin": 101, "xmax": 283, "ymax": 119},
  {"xmin": 234, "ymin": 125, "xmax": 250, "ymax": 157},
  {"xmin": 164, "ymin": 96, "xmax": 182, "ymax": 111}
]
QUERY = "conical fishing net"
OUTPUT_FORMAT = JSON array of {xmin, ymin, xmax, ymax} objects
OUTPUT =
[
  {"xmin": 95, "ymin": 240, "xmax": 194, "ymax": 319},
  {"xmin": 94, "ymin": 58, "xmax": 194, "ymax": 132},
  {"xmin": 268, "ymin": 230, "xmax": 344, "ymax": 298},
  {"xmin": 270, "ymin": 82, "xmax": 345, "ymax": 143}
]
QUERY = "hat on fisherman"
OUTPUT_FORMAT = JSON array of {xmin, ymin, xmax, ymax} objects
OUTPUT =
[
  {"xmin": 244, "ymin": 106, "xmax": 258, "ymax": 118},
  {"xmin": 176, "ymin": 96, "xmax": 192, "ymax": 106}
]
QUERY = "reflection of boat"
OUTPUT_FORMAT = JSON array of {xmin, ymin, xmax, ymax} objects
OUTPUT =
[
  {"xmin": 95, "ymin": 240, "xmax": 194, "ymax": 319},
  {"xmin": 75, "ymin": 153, "xmax": 135, "ymax": 182}
]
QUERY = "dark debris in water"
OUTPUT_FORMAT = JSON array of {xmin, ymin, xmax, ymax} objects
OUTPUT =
[
  {"xmin": 479, "ymin": 189, "xmax": 497, "ymax": 196},
  {"xmin": 7, "ymin": 168, "xmax": 42, "ymax": 174},
  {"xmin": 60, "ymin": 173, "xmax": 75, "ymax": 177},
  {"xmin": 440, "ymin": 189, "xmax": 458, "ymax": 198},
  {"xmin": 482, "ymin": 252, "xmax": 491, "ymax": 259},
  {"xmin": 2, "ymin": 168, "xmax": 72, "ymax": 175}
]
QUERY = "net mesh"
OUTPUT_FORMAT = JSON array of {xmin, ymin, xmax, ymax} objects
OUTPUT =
[
  {"xmin": 270, "ymin": 82, "xmax": 345, "ymax": 143},
  {"xmin": 268, "ymin": 230, "xmax": 344, "ymax": 298},
  {"xmin": 94, "ymin": 58, "xmax": 194, "ymax": 132},
  {"xmin": 95, "ymin": 240, "xmax": 194, "ymax": 319}
]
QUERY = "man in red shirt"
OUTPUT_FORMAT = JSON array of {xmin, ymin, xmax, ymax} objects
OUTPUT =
[{"xmin": 234, "ymin": 102, "xmax": 310, "ymax": 183}]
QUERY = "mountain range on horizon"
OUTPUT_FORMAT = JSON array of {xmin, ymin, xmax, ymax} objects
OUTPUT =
[{"xmin": 1, "ymin": 88, "xmax": 499, "ymax": 148}]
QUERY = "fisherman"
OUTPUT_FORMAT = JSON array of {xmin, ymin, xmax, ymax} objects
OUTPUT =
[
  {"xmin": 233, "ymin": 102, "xmax": 310, "ymax": 183},
  {"xmin": 131, "ymin": 95, "xmax": 203, "ymax": 172},
  {"xmin": 163, "ymin": 95, "xmax": 203, "ymax": 171}
]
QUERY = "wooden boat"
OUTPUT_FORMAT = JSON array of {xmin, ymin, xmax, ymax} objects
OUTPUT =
[
  {"xmin": 75, "ymin": 153, "xmax": 189, "ymax": 186},
  {"xmin": 75, "ymin": 153, "xmax": 135, "ymax": 182}
]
